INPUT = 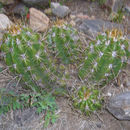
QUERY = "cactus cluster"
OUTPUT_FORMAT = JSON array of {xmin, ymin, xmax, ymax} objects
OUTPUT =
[
  {"xmin": 73, "ymin": 29, "xmax": 129, "ymax": 114},
  {"xmin": 1, "ymin": 25, "xmax": 57, "ymax": 92},
  {"xmin": 73, "ymin": 86, "xmax": 102, "ymax": 115},
  {"xmin": 78, "ymin": 29, "xmax": 129, "ymax": 85},
  {"xmin": 0, "ymin": 24, "xmax": 129, "ymax": 121}
]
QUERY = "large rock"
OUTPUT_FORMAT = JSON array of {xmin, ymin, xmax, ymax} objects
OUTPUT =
[
  {"xmin": 0, "ymin": 0, "xmax": 14, "ymax": 5},
  {"xmin": 51, "ymin": 2, "xmax": 70, "ymax": 18},
  {"xmin": 107, "ymin": 92, "xmax": 130, "ymax": 120},
  {"xmin": 12, "ymin": 3, "xmax": 27, "ymax": 16},
  {"xmin": 22, "ymin": 0, "xmax": 49, "ymax": 8},
  {"xmin": 105, "ymin": 0, "xmax": 125, "ymax": 12},
  {"xmin": 79, "ymin": 19, "xmax": 123, "ymax": 38},
  {"xmin": 29, "ymin": 8, "xmax": 49, "ymax": 32},
  {"xmin": 0, "ymin": 14, "xmax": 12, "ymax": 31}
]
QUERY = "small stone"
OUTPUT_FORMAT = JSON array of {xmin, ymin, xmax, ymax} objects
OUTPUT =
[
  {"xmin": 0, "ymin": 14, "xmax": 12, "ymax": 31},
  {"xmin": 51, "ymin": 2, "xmax": 71, "ymax": 18},
  {"xmin": 12, "ymin": 3, "xmax": 28, "ymax": 16},
  {"xmin": 0, "ymin": 0, "xmax": 14, "ymax": 5},
  {"xmin": 70, "ymin": 20, "xmax": 76, "ymax": 26},
  {"xmin": 107, "ymin": 92, "xmax": 112, "ymax": 97},
  {"xmin": 77, "ymin": 13, "xmax": 90, "ymax": 19},
  {"xmin": 91, "ymin": 16, "xmax": 95, "ymax": 20},
  {"xmin": 79, "ymin": 19, "xmax": 123, "ymax": 38},
  {"xmin": 29, "ymin": 8, "xmax": 49, "ymax": 32},
  {"xmin": 96, "ymin": 123, "xmax": 102, "ymax": 128},
  {"xmin": 107, "ymin": 91, "xmax": 130, "ymax": 120},
  {"xmin": 70, "ymin": 14, "xmax": 76, "ymax": 20},
  {"xmin": 44, "ymin": 8, "xmax": 52, "ymax": 15}
]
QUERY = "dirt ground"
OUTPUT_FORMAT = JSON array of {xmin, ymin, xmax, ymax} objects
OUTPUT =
[{"xmin": 0, "ymin": 0, "xmax": 130, "ymax": 130}]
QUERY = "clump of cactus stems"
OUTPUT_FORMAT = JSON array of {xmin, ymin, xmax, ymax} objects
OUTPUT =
[
  {"xmin": 79, "ymin": 29, "xmax": 129, "ymax": 85},
  {"xmin": 46, "ymin": 25, "xmax": 81, "ymax": 64},
  {"xmin": 73, "ymin": 85, "xmax": 102, "ymax": 115},
  {"xmin": 73, "ymin": 29, "xmax": 129, "ymax": 115},
  {"xmin": 0, "ymin": 24, "xmax": 129, "ymax": 125},
  {"xmin": 1, "ymin": 25, "xmax": 57, "ymax": 92}
]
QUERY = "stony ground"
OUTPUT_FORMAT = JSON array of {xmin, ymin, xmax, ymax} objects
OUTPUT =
[{"xmin": 0, "ymin": 0, "xmax": 130, "ymax": 130}]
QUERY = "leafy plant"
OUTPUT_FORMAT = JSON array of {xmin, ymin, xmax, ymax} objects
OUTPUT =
[{"xmin": 0, "ymin": 88, "xmax": 57, "ymax": 128}]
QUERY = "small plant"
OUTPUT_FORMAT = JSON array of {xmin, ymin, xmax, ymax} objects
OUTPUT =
[
  {"xmin": 112, "ymin": 9, "xmax": 124, "ymax": 23},
  {"xmin": 73, "ymin": 86, "xmax": 102, "ymax": 115},
  {"xmin": 0, "ymin": 88, "xmax": 57, "ymax": 128},
  {"xmin": 79, "ymin": 29, "xmax": 129, "ymax": 85}
]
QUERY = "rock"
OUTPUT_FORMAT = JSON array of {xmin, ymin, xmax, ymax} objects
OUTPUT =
[
  {"xmin": 70, "ymin": 20, "xmax": 76, "ymax": 26},
  {"xmin": 0, "ymin": 108, "xmax": 45, "ymax": 129},
  {"xmin": 12, "ymin": 3, "xmax": 28, "ymax": 16},
  {"xmin": 0, "ymin": 14, "xmax": 12, "ymax": 31},
  {"xmin": 51, "ymin": 2, "xmax": 70, "ymax": 18},
  {"xmin": 0, "ymin": 0, "xmax": 14, "ymax": 5},
  {"xmin": 79, "ymin": 19, "xmax": 123, "ymax": 38},
  {"xmin": 76, "ymin": 13, "xmax": 95, "ymax": 20},
  {"xmin": 44, "ymin": 8, "xmax": 52, "ymax": 15},
  {"xmin": 107, "ymin": 92, "xmax": 130, "ymax": 120},
  {"xmin": 70, "ymin": 14, "xmax": 76, "ymax": 20},
  {"xmin": 105, "ymin": 0, "xmax": 125, "ymax": 12},
  {"xmin": 22, "ymin": 0, "xmax": 49, "ymax": 8},
  {"xmin": 29, "ymin": 8, "xmax": 49, "ymax": 32},
  {"xmin": 13, "ymin": 108, "xmax": 39, "ymax": 127},
  {"xmin": 77, "ymin": 13, "xmax": 90, "ymax": 19}
]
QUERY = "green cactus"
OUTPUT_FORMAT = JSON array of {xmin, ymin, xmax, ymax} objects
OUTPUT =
[
  {"xmin": 1, "ymin": 26, "xmax": 56, "ymax": 92},
  {"xmin": 73, "ymin": 86, "xmax": 102, "ymax": 115},
  {"xmin": 46, "ymin": 25, "xmax": 80, "ymax": 64},
  {"xmin": 78, "ymin": 30, "xmax": 129, "ymax": 85}
]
